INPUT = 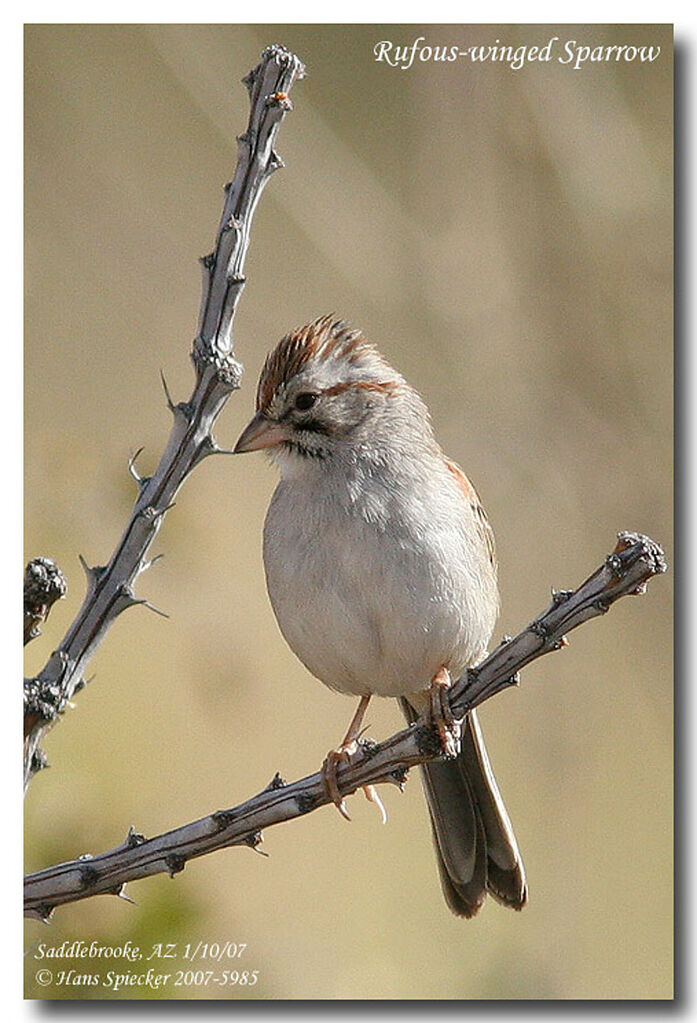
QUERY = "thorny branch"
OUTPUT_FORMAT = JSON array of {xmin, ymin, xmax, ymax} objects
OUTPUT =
[
  {"xmin": 23, "ymin": 45, "xmax": 305, "ymax": 791},
  {"xmin": 24, "ymin": 531, "xmax": 666, "ymax": 920}
]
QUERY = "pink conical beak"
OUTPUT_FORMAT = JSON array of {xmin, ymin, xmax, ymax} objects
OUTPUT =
[{"xmin": 233, "ymin": 412, "xmax": 290, "ymax": 453}]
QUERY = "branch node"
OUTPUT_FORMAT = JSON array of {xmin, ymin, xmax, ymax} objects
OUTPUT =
[
  {"xmin": 551, "ymin": 589, "xmax": 574, "ymax": 606},
  {"xmin": 605, "ymin": 552, "xmax": 624, "ymax": 578},
  {"xmin": 265, "ymin": 91, "xmax": 294, "ymax": 112},
  {"xmin": 191, "ymin": 340, "xmax": 244, "ymax": 390},
  {"xmin": 191, "ymin": 434, "xmax": 220, "ymax": 467},
  {"xmin": 79, "ymin": 863, "xmax": 101, "ymax": 889},
  {"xmin": 212, "ymin": 808, "xmax": 237, "ymax": 830},
  {"xmin": 390, "ymin": 765, "xmax": 409, "ymax": 791},
  {"xmin": 295, "ymin": 791, "xmax": 320, "ymax": 814},
  {"xmin": 165, "ymin": 854, "xmax": 186, "ymax": 877},
  {"xmin": 414, "ymin": 723, "xmax": 445, "ymax": 758},
  {"xmin": 357, "ymin": 737, "xmax": 380, "ymax": 759},
  {"xmin": 529, "ymin": 619, "xmax": 550, "ymax": 640},
  {"xmin": 140, "ymin": 502, "xmax": 176, "ymax": 524}
]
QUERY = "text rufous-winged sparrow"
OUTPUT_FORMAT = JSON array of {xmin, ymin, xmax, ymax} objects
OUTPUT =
[{"xmin": 234, "ymin": 315, "xmax": 526, "ymax": 917}]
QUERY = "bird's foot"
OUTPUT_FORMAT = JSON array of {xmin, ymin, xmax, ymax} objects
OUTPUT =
[
  {"xmin": 321, "ymin": 743, "xmax": 388, "ymax": 824},
  {"xmin": 429, "ymin": 666, "xmax": 462, "ymax": 758},
  {"xmin": 321, "ymin": 741, "xmax": 358, "ymax": 821}
]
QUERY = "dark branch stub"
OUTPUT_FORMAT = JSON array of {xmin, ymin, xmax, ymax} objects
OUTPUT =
[{"xmin": 24, "ymin": 557, "xmax": 66, "ymax": 646}]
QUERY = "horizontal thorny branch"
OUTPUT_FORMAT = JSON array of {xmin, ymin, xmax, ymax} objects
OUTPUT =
[{"xmin": 23, "ymin": 531, "xmax": 666, "ymax": 920}]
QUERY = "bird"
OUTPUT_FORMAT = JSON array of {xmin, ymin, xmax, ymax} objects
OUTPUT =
[{"xmin": 233, "ymin": 314, "xmax": 527, "ymax": 917}]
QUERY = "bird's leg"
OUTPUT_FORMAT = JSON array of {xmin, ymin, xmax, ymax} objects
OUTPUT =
[
  {"xmin": 428, "ymin": 666, "xmax": 461, "ymax": 759},
  {"xmin": 322, "ymin": 695, "xmax": 386, "ymax": 822}
]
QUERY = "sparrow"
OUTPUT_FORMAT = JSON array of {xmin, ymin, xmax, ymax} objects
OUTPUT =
[{"xmin": 234, "ymin": 315, "xmax": 527, "ymax": 917}]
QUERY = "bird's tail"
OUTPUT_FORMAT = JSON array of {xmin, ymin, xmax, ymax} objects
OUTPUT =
[{"xmin": 400, "ymin": 701, "xmax": 527, "ymax": 918}]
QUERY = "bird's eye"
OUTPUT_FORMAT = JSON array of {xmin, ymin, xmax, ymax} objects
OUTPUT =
[{"xmin": 294, "ymin": 392, "xmax": 318, "ymax": 411}]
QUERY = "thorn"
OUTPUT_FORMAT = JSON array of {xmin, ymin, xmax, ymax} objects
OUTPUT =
[
  {"xmin": 126, "ymin": 826, "xmax": 146, "ymax": 848},
  {"xmin": 264, "ymin": 772, "xmax": 287, "ymax": 791},
  {"xmin": 140, "ymin": 553, "xmax": 164, "ymax": 574},
  {"xmin": 136, "ymin": 598, "xmax": 170, "ymax": 620},
  {"xmin": 159, "ymin": 369, "xmax": 177, "ymax": 412},
  {"xmin": 207, "ymin": 443, "xmax": 237, "ymax": 456},
  {"xmin": 128, "ymin": 447, "xmax": 145, "ymax": 485},
  {"xmin": 26, "ymin": 905, "xmax": 54, "ymax": 923},
  {"xmin": 78, "ymin": 554, "xmax": 103, "ymax": 586},
  {"xmin": 268, "ymin": 149, "xmax": 285, "ymax": 173},
  {"xmin": 337, "ymin": 799, "xmax": 352, "ymax": 822},
  {"xmin": 114, "ymin": 884, "xmax": 137, "ymax": 905},
  {"xmin": 244, "ymin": 830, "xmax": 266, "ymax": 853}
]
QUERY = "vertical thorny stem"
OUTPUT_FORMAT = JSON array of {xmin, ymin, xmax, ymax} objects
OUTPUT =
[{"xmin": 23, "ymin": 45, "xmax": 306, "ymax": 791}]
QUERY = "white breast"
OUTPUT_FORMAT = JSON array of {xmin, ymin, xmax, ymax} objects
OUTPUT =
[{"xmin": 262, "ymin": 451, "xmax": 498, "ymax": 699}]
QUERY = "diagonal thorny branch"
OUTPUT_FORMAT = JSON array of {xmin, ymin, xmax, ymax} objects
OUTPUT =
[
  {"xmin": 23, "ymin": 531, "xmax": 666, "ymax": 920},
  {"xmin": 23, "ymin": 45, "xmax": 306, "ymax": 791}
]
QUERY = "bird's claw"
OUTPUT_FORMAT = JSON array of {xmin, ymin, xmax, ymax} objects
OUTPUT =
[
  {"xmin": 321, "ymin": 744, "xmax": 387, "ymax": 823},
  {"xmin": 430, "ymin": 667, "xmax": 462, "ymax": 758},
  {"xmin": 322, "ymin": 742, "xmax": 358, "ymax": 821}
]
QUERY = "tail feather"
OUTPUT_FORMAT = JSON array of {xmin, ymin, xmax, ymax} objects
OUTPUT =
[{"xmin": 400, "ymin": 700, "xmax": 527, "ymax": 917}]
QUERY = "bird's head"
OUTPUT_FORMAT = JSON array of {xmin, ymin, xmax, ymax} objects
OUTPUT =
[{"xmin": 234, "ymin": 315, "xmax": 421, "ymax": 463}]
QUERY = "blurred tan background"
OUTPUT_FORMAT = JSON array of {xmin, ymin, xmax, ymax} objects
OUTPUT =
[{"xmin": 24, "ymin": 24, "xmax": 672, "ymax": 1000}]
